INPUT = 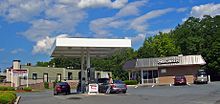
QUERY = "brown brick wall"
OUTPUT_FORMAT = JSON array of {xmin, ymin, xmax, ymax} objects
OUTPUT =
[
  {"xmin": 48, "ymin": 81, "xmax": 79, "ymax": 89},
  {"xmin": 0, "ymin": 83, "xmax": 11, "ymax": 87},
  {"xmin": 159, "ymin": 75, "xmax": 194, "ymax": 84},
  {"xmin": 158, "ymin": 65, "xmax": 199, "ymax": 84}
]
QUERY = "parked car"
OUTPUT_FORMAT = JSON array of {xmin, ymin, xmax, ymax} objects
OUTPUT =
[
  {"xmin": 97, "ymin": 78, "xmax": 127, "ymax": 94},
  {"xmin": 97, "ymin": 78, "xmax": 110, "ymax": 93},
  {"xmin": 174, "ymin": 75, "xmax": 187, "ymax": 85},
  {"xmin": 194, "ymin": 70, "xmax": 208, "ymax": 84},
  {"xmin": 109, "ymin": 80, "xmax": 127, "ymax": 94},
  {"xmin": 54, "ymin": 82, "xmax": 71, "ymax": 95}
]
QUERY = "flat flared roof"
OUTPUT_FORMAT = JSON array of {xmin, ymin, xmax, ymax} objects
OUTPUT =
[
  {"xmin": 51, "ymin": 38, "xmax": 131, "ymax": 57},
  {"xmin": 123, "ymin": 55, "xmax": 206, "ymax": 70}
]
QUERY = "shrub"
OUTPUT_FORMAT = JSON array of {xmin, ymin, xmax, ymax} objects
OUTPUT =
[
  {"xmin": 0, "ymin": 86, "xmax": 15, "ymax": 91},
  {"xmin": 7, "ymin": 87, "xmax": 15, "ymax": 91},
  {"xmin": 124, "ymin": 80, "xmax": 138, "ymax": 85},
  {"xmin": 44, "ymin": 82, "xmax": 49, "ymax": 89},
  {"xmin": 0, "ymin": 92, "xmax": 17, "ymax": 104},
  {"xmin": 23, "ymin": 87, "xmax": 32, "ymax": 92}
]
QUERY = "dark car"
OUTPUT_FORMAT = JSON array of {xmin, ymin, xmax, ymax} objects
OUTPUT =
[
  {"xmin": 54, "ymin": 82, "xmax": 71, "ymax": 95},
  {"xmin": 97, "ymin": 78, "xmax": 109, "ymax": 93},
  {"xmin": 174, "ymin": 75, "xmax": 187, "ymax": 85},
  {"xmin": 97, "ymin": 78, "xmax": 127, "ymax": 94}
]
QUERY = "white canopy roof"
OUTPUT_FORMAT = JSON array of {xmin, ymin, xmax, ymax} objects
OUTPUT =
[{"xmin": 51, "ymin": 38, "xmax": 131, "ymax": 57}]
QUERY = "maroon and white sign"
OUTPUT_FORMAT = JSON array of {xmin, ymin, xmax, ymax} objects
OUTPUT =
[
  {"xmin": 12, "ymin": 69, "xmax": 28, "ymax": 76},
  {"xmin": 88, "ymin": 84, "xmax": 99, "ymax": 94}
]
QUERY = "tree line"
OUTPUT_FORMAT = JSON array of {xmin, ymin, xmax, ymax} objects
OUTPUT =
[{"xmin": 37, "ymin": 15, "xmax": 220, "ymax": 81}]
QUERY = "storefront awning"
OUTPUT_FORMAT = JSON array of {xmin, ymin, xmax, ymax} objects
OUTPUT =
[{"xmin": 123, "ymin": 55, "xmax": 206, "ymax": 70}]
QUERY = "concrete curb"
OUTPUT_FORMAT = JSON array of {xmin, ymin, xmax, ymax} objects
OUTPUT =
[
  {"xmin": 127, "ymin": 85, "xmax": 138, "ymax": 87},
  {"xmin": 14, "ymin": 96, "xmax": 21, "ymax": 104}
]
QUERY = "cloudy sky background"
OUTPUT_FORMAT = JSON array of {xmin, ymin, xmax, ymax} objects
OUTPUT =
[{"xmin": 0, "ymin": 0, "xmax": 220, "ymax": 70}]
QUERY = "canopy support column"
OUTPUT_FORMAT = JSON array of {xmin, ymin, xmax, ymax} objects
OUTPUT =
[
  {"xmin": 81, "ymin": 49, "xmax": 85, "ymax": 93},
  {"xmin": 128, "ymin": 72, "xmax": 131, "ymax": 80},
  {"xmin": 141, "ymin": 69, "xmax": 144, "ymax": 84},
  {"xmin": 86, "ymin": 49, "xmax": 90, "ymax": 82}
]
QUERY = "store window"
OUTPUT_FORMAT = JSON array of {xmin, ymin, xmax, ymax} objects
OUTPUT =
[
  {"xmin": 143, "ymin": 70, "xmax": 158, "ymax": 79},
  {"xmin": 32, "ymin": 73, "xmax": 37, "ymax": 80},
  {"xmin": 43, "ymin": 73, "xmax": 48, "ymax": 82},
  {"xmin": 57, "ymin": 74, "xmax": 61, "ymax": 82},
  {"xmin": 97, "ymin": 73, "xmax": 101, "ymax": 78},
  {"xmin": 68, "ymin": 72, "xmax": 73, "ymax": 80}
]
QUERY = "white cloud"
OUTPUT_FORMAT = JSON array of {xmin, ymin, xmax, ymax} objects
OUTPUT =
[
  {"xmin": 32, "ymin": 34, "xmax": 69, "ymax": 54},
  {"xmin": 0, "ymin": 0, "xmax": 86, "ymax": 42},
  {"xmin": 78, "ymin": 0, "xmax": 128, "ymax": 9},
  {"xmin": 11, "ymin": 48, "xmax": 24, "ymax": 54},
  {"xmin": 112, "ymin": 0, "xmax": 128, "ymax": 9},
  {"xmin": 125, "ymin": 33, "xmax": 145, "ymax": 45},
  {"xmin": 0, "ymin": 0, "xmax": 45, "ymax": 22},
  {"xmin": 177, "ymin": 7, "xmax": 187, "ymax": 12},
  {"xmin": 115, "ymin": 0, "xmax": 148, "ymax": 17},
  {"xmin": 125, "ymin": 33, "xmax": 146, "ymax": 49},
  {"xmin": 191, "ymin": 3, "xmax": 220, "ymax": 18},
  {"xmin": 130, "ymin": 8, "xmax": 174, "ymax": 32},
  {"xmin": 146, "ymin": 28, "xmax": 172, "ymax": 35},
  {"xmin": 90, "ymin": 17, "xmax": 114, "ymax": 37},
  {"xmin": 0, "ymin": 48, "xmax": 4, "ymax": 52},
  {"xmin": 90, "ymin": 0, "xmax": 147, "ymax": 37},
  {"xmin": 21, "ymin": 3, "xmax": 86, "ymax": 42}
]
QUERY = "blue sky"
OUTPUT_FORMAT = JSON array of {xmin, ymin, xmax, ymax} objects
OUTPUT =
[{"xmin": 0, "ymin": 0, "xmax": 220, "ymax": 70}]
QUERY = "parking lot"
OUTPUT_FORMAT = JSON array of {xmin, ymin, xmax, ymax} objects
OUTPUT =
[{"xmin": 18, "ymin": 82, "xmax": 220, "ymax": 104}]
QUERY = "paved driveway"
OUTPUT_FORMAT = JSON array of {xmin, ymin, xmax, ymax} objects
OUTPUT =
[{"xmin": 18, "ymin": 82, "xmax": 220, "ymax": 104}]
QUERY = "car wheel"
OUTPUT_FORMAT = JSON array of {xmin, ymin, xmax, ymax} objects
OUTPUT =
[
  {"xmin": 123, "ymin": 91, "xmax": 126, "ymax": 94},
  {"xmin": 54, "ymin": 91, "xmax": 58, "ymax": 95}
]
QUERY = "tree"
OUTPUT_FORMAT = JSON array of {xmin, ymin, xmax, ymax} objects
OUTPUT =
[
  {"xmin": 48, "ymin": 57, "xmax": 80, "ymax": 69},
  {"xmin": 91, "ymin": 48, "xmax": 137, "ymax": 80},
  {"xmin": 172, "ymin": 15, "xmax": 220, "ymax": 80},
  {"xmin": 36, "ymin": 61, "xmax": 49, "ymax": 67},
  {"xmin": 138, "ymin": 32, "xmax": 180, "ymax": 58}
]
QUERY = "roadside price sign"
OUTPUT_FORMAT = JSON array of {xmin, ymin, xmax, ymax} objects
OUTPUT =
[{"xmin": 88, "ymin": 84, "xmax": 99, "ymax": 94}]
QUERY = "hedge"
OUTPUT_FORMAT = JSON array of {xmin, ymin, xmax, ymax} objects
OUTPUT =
[
  {"xmin": 124, "ymin": 80, "xmax": 138, "ymax": 85},
  {"xmin": 0, "ymin": 87, "xmax": 15, "ymax": 91},
  {"xmin": 0, "ymin": 92, "xmax": 17, "ymax": 104},
  {"xmin": 23, "ymin": 87, "xmax": 32, "ymax": 91},
  {"xmin": 44, "ymin": 82, "xmax": 49, "ymax": 89}
]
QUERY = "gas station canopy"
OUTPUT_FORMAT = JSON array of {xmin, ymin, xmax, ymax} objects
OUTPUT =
[
  {"xmin": 51, "ymin": 38, "xmax": 132, "ymax": 57},
  {"xmin": 50, "ymin": 37, "xmax": 131, "ymax": 93}
]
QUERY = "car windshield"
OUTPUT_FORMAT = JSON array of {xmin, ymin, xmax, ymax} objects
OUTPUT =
[
  {"xmin": 98, "ymin": 78, "xmax": 109, "ymax": 83},
  {"xmin": 113, "ymin": 80, "xmax": 124, "ymax": 84},
  {"xmin": 57, "ymin": 82, "xmax": 68, "ymax": 85},
  {"xmin": 175, "ymin": 76, "xmax": 185, "ymax": 79},
  {"xmin": 198, "ymin": 71, "xmax": 207, "ymax": 76}
]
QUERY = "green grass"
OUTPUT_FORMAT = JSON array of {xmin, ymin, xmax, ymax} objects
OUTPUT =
[{"xmin": 0, "ymin": 91, "xmax": 17, "ymax": 104}]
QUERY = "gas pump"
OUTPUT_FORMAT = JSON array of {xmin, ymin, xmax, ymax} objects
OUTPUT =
[
  {"xmin": 77, "ymin": 68, "xmax": 95, "ymax": 93},
  {"xmin": 87, "ymin": 68, "xmax": 95, "ymax": 83}
]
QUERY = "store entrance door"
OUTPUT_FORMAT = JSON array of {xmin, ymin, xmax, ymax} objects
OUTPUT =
[{"xmin": 143, "ymin": 70, "xmax": 158, "ymax": 84}]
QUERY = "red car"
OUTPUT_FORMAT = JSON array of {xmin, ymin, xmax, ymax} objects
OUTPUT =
[
  {"xmin": 174, "ymin": 75, "xmax": 187, "ymax": 85},
  {"xmin": 54, "ymin": 82, "xmax": 71, "ymax": 95}
]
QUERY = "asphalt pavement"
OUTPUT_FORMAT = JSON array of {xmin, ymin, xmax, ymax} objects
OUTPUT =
[{"xmin": 18, "ymin": 82, "xmax": 220, "ymax": 104}]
